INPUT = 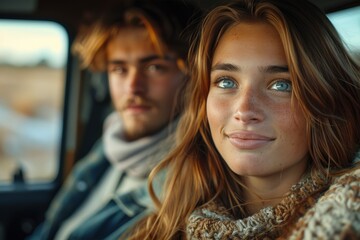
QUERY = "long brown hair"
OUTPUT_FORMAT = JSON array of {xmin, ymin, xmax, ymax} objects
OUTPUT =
[{"xmin": 128, "ymin": 0, "xmax": 360, "ymax": 238}]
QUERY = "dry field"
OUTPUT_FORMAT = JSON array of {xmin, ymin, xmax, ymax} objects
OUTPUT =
[{"xmin": 0, "ymin": 65, "xmax": 64, "ymax": 183}]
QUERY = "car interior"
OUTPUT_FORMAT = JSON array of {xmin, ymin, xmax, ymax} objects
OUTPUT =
[{"xmin": 0, "ymin": 0, "xmax": 359, "ymax": 239}]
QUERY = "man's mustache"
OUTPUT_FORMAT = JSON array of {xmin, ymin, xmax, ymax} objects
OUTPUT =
[{"xmin": 122, "ymin": 96, "xmax": 153, "ymax": 109}]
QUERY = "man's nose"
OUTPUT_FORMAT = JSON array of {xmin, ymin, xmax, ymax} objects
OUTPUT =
[{"xmin": 127, "ymin": 68, "xmax": 146, "ymax": 94}]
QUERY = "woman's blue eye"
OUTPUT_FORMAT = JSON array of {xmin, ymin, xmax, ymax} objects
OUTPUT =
[
  {"xmin": 217, "ymin": 78, "xmax": 236, "ymax": 89},
  {"xmin": 270, "ymin": 80, "xmax": 292, "ymax": 92}
]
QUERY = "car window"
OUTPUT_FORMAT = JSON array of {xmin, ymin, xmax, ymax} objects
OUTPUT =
[
  {"xmin": 0, "ymin": 19, "xmax": 68, "ymax": 184},
  {"xmin": 328, "ymin": 5, "xmax": 360, "ymax": 61}
]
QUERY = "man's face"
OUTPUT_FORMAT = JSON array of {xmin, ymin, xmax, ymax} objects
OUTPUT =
[{"xmin": 106, "ymin": 27, "xmax": 185, "ymax": 141}]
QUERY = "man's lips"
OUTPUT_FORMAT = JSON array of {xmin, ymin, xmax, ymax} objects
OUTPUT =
[
  {"xmin": 124, "ymin": 104, "xmax": 151, "ymax": 113},
  {"xmin": 226, "ymin": 131, "xmax": 275, "ymax": 150}
]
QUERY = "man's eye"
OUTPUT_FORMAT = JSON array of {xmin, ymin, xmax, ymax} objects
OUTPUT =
[
  {"xmin": 217, "ymin": 78, "xmax": 237, "ymax": 89},
  {"xmin": 270, "ymin": 80, "xmax": 292, "ymax": 92},
  {"xmin": 146, "ymin": 64, "xmax": 167, "ymax": 73},
  {"xmin": 109, "ymin": 65, "xmax": 127, "ymax": 74}
]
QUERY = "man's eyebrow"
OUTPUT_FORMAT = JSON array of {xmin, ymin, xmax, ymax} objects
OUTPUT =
[
  {"xmin": 139, "ymin": 55, "xmax": 175, "ymax": 63},
  {"xmin": 108, "ymin": 59, "xmax": 126, "ymax": 65},
  {"xmin": 108, "ymin": 55, "xmax": 175, "ymax": 65}
]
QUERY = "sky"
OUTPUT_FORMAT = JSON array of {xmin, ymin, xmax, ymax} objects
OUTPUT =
[
  {"xmin": 0, "ymin": 6, "xmax": 359, "ymax": 68},
  {"xmin": 327, "ymin": 6, "xmax": 360, "ymax": 53},
  {"xmin": 0, "ymin": 19, "xmax": 68, "ymax": 68}
]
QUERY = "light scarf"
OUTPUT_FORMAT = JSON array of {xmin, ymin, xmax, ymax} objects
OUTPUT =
[{"xmin": 103, "ymin": 112, "xmax": 178, "ymax": 178}]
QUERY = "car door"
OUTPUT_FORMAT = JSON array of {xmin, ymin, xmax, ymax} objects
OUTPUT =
[
  {"xmin": 0, "ymin": 1, "xmax": 114, "ymax": 239},
  {"xmin": 0, "ymin": 15, "xmax": 77, "ymax": 240}
]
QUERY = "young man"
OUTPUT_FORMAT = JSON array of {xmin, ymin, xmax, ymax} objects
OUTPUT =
[{"xmin": 29, "ymin": 1, "xmax": 200, "ymax": 239}]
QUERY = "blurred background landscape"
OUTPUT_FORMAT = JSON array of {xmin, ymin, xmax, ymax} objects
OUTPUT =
[{"xmin": 0, "ymin": 20, "xmax": 67, "ymax": 183}]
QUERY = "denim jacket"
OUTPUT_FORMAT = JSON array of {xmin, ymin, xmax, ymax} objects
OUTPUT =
[{"xmin": 29, "ymin": 140, "xmax": 153, "ymax": 240}]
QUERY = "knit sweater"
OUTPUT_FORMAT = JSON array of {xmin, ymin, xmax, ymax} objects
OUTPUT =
[{"xmin": 187, "ymin": 166, "xmax": 360, "ymax": 239}]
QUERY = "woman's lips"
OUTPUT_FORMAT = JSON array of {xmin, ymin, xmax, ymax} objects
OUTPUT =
[{"xmin": 227, "ymin": 132, "xmax": 275, "ymax": 150}]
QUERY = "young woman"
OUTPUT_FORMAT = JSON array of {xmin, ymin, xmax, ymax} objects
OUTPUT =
[{"xmin": 127, "ymin": 0, "xmax": 360, "ymax": 239}]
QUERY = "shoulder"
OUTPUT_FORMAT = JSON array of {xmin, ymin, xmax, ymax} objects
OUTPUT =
[
  {"xmin": 289, "ymin": 168, "xmax": 360, "ymax": 239},
  {"xmin": 69, "ymin": 139, "xmax": 108, "ymax": 180}
]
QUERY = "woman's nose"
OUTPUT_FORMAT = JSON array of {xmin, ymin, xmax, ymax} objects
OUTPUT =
[{"xmin": 234, "ymin": 86, "xmax": 264, "ymax": 123}]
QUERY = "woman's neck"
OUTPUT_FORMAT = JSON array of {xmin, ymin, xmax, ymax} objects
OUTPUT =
[{"xmin": 242, "ymin": 162, "xmax": 308, "ymax": 215}]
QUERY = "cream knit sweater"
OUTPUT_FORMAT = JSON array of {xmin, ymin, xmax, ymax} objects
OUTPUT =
[{"xmin": 187, "ymin": 166, "xmax": 360, "ymax": 239}]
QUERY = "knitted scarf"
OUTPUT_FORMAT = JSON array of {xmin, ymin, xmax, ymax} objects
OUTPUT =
[
  {"xmin": 187, "ymin": 167, "xmax": 360, "ymax": 239},
  {"xmin": 103, "ymin": 112, "xmax": 178, "ymax": 178}
]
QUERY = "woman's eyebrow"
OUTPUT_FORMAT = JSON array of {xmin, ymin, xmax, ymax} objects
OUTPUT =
[
  {"xmin": 259, "ymin": 65, "xmax": 289, "ymax": 73},
  {"xmin": 211, "ymin": 63, "xmax": 240, "ymax": 72},
  {"xmin": 211, "ymin": 63, "xmax": 289, "ymax": 73}
]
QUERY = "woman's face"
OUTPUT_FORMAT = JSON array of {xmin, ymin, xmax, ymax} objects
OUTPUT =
[{"xmin": 207, "ymin": 22, "xmax": 309, "ymax": 181}]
